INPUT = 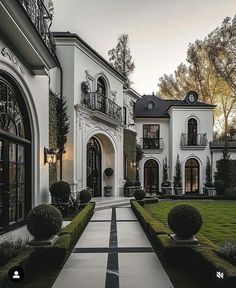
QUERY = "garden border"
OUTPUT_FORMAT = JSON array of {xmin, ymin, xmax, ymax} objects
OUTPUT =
[{"xmin": 131, "ymin": 200, "xmax": 236, "ymax": 287}]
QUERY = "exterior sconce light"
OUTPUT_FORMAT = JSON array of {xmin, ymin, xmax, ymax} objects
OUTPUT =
[
  {"xmin": 44, "ymin": 147, "xmax": 58, "ymax": 164},
  {"xmin": 130, "ymin": 161, "xmax": 136, "ymax": 168}
]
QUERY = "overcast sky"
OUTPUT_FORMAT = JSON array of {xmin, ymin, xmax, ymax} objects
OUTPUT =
[{"xmin": 52, "ymin": 0, "xmax": 236, "ymax": 95}]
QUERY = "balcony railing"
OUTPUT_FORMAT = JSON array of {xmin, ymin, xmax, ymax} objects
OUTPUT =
[
  {"xmin": 18, "ymin": 0, "xmax": 56, "ymax": 55},
  {"xmin": 82, "ymin": 92, "xmax": 122, "ymax": 123},
  {"xmin": 141, "ymin": 138, "xmax": 164, "ymax": 150},
  {"xmin": 181, "ymin": 133, "xmax": 207, "ymax": 147}
]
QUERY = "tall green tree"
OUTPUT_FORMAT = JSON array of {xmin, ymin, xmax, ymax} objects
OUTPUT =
[
  {"xmin": 158, "ymin": 16, "xmax": 236, "ymax": 137},
  {"xmin": 57, "ymin": 95, "xmax": 70, "ymax": 180},
  {"xmin": 108, "ymin": 34, "xmax": 135, "ymax": 87}
]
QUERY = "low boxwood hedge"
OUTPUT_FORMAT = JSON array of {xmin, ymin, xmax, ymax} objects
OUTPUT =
[
  {"xmin": 131, "ymin": 200, "xmax": 236, "ymax": 287},
  {"xmin": 0, "ymin": 247, "xmax": 34, "ymax": 288},
  {"xmin": 0, "ymin": 202, "xmax": 95, "ymax": 287}
]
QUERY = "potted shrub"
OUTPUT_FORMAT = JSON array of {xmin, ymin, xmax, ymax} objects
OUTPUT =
[
  {"xmin": 134, "ymin": 189, "xmax": 146, "ymax": 200},
  {"xmin": 168, "ymin": 204, "xmax": 202, "ymax": 245},
  {"xmin": 26, "ymin": 204, "xmax": 62, "ymax": 245},
  {"xmin": 174, "ymin": 155, "xmax": 182, "ymax": 195},
  {"xmin": 161, "ymin": 180, "xmax": 172, "ymax": 195},
  {"xmin": 124, "ymin": 180, "xmax": 135, "ymax": 197},
  {"xmin": 104, "ymin": 168, "xmax": 113, "ymax": 196},
  {"xmin": 79, "ymin": 189, "xmax": 92, "ymax": 204}
]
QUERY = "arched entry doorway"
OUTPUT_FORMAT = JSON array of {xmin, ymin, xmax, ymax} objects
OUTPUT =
[
  {"xmin": 185, "ymin": 158, "xmax": 199, "ymax": 193},
  {"xmin": 144, "ymin": 159, "xmax": 159, "ymax": 195},
  {"xmin": 87, "ymin": 137, "xmax": 102, "ymax": 197},
  {"xmin": 0, "ymin": 75, "xmax": 31, "ymax": 234}
]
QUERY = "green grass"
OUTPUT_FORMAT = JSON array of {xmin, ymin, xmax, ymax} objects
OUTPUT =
[{"xmin": 144, "ymin": 200, "xmax": 236, "ymax": 245}]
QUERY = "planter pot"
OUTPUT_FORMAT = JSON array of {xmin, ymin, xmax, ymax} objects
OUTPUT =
[
  {"xmin": 169, "ymin": 234, "xmax": 200, "ymax": 246},
  {"xmin": 161, "ymin": 186, "xmax": 172, "ymax": 195},
  {"xmin": 175, "ymin": 187, "xmax": 183, "ymax": 196},
  {"xmin": 104, "ymin": 186, "xmax": 112, "ymax": 197},
  {"xmin": 205, "ymin": 187, "xmax": 216, "ymax": 197}
]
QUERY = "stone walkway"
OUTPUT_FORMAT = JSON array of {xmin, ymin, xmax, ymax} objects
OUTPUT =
[{"xmin": 52, "ymin": 207, "xmax": 174, "ymax": 288}]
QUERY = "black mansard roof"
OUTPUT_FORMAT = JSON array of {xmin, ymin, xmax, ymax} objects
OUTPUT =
[{"xmin": 135, "ymin": 94, "xmax": 215, "ymax": 118}]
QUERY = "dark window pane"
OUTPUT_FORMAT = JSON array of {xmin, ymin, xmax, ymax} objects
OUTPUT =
[{"xmin": 18, "ymin": 146, "xmax": 24, "ymax": 163}]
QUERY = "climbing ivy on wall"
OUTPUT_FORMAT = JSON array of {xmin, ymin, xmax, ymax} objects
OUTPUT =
[
  {"xmin": 123, "ymin": 129, "xmax": 137, "ymax": 182},
  {"xmin": 49, "ymin": 90, "xmax": 58, "ymax": 187}
]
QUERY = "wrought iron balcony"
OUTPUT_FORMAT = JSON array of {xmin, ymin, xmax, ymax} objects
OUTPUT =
[
  {"xmin": 141, "ymin": 138, "xmax": 164, "ymax": 150},
  {"xmin": 18, "ymin": 0, "xmax": 56, "ymax": 56},
  {"xmin": 82, "ymin": 92, "xmax": 122, "ymax": 123},
  {"xmin": 181, "ymin": 133, "xmax": 207, "ymax": 148}
]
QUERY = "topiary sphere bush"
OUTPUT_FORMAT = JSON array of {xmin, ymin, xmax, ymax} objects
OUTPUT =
[
  {"xmin": 214, "ymin": 180, "xmax": 225, "ymax": 195},
  {"xmin": 167, "ymin": 204, "xmax": 203, "ymax": 239},
  {"xmin": 26, "ymin": 204, "xmax": 62, "ymax": 239},
  {"xmin": 134, "ymin": 189, "xmax": 146, "ymax": 200},
  {"xmin": 104, "ymin": 168, "xmax": 113, "ymax": 177},
  {"xmin": 50, "ymin": 181, "xmax": 71, "ymax": 201},
  {"xmin": 80, "ymin": 189, "xmax": 92, "ymax": 204}
]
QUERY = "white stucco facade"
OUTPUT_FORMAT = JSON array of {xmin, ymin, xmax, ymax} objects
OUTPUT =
[{"xmin": 53, "ymin": 33, "xmax": 128, "ymax": 196}]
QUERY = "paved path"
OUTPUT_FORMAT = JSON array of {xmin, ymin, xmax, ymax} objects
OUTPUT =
[{"xmin": 52, "ymin": 207, "xmax": 174, "ymax": 288}]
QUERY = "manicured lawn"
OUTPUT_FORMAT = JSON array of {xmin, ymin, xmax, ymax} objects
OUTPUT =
[{"xmin": 144, "ymin": 200, "xmax": 236, "ymax": 245}]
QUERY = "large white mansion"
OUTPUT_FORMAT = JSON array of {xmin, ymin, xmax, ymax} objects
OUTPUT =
[{"xmin": 0, "ymin": 0, "xmax": 235, "ymax": 234}]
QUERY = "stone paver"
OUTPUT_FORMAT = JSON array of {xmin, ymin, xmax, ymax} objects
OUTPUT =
[{"xmin": 52, "ymin": 207, "xmax": 174, "ymax": 288}]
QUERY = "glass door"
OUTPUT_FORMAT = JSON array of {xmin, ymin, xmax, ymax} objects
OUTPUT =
[
  {"xmin": 0, "ymin": 140, "xmax": 5, "ymax": 232},
  {"xmin": 144, "ymin": 159, "xmax": 159, "ymax": 195},
  {"xmin": 0, "ymin": 139, "xmax": 26, "ymax": 233}
]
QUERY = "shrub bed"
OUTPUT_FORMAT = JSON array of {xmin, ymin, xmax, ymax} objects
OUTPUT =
[
  {"xmin": 0, "ymin": 202, "xmax": 95, "ymax": 287},
  {"xmin": 0, "ymin": 248, "xmax": 34, "ymax": 287},
  {"xmin": 131, "ymin": 200, "xmax": 236, "ymax": 287}
]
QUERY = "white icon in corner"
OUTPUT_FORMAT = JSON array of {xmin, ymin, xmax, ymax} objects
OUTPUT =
[
  {"xmin": 13, "ymin": 271, "xmax": 20, "ymax": 279},
  {"xmin": 216, "ymin": 271, "xmax": 224, "ymax": 279}
]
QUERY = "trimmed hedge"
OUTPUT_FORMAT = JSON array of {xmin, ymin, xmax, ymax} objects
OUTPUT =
[
  {"xmin": 131, "ymin": 200, "xmax": 236, "ymax": 287},
  {"xmin": 0, "ymin": 202, "xmax": 95, "ymax": 287},
  {"xmin": 0, "ymin": 248, "xmax": 34, "ymax": 287}
]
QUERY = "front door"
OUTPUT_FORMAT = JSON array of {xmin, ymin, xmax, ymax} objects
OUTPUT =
[
  {"xmin": 87, "ymin": 137, "xmax": 102, "ymax": 197},
  {"xmin": 144, "ymin": 159, "xmax": 159, "ymax": 195}
]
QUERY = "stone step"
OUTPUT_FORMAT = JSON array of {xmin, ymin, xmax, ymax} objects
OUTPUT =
[{"xmin": 94, "ymin": 199, "xmax": 131, "ymax": 211}]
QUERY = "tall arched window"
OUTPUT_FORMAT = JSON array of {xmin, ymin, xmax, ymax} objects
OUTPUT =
[
  {"xmin": 97, "ymin": 77, "xmax": 106, "ymax": 113},
  {"xmin": 185, "ymin": 158, "xmax": 199, "ymax": 193},
  {"xmin": 0, "ymin": 75, "xmax": 31, "ymax": 233},
  {"xmin": 188, "ymin": 118, "xmax": 197, "ymax": 145}
]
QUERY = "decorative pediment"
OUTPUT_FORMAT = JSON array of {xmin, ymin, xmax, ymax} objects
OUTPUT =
[{"xmin": 1, "ymin": 48, "xmax": 25, "ymax": 76}]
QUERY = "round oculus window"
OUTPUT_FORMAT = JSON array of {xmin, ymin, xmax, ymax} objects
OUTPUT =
[{"xmin": 147, "ymin": 101, "xmax": 154, "ymax": 110}]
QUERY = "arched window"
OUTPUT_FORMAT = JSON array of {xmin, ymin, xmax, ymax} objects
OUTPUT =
[
  {"xmin": 96, "ymin": 77, "xmax": 106, "ymax": 113},
  {"xmin": 185, "ymin": 158, "xmax": 199, "ymax": 193},
  {"xmin": 97, "ymin": 77, "xmax": 106, "ymax": 96},
  {"xmin": 188, "ymin": 118, "xmax": 197, "ymax": 145},
  {"xmin": 0, "ymin": 80, "xmax": 26, "ymax": 138},
  {"xmin": 0, "ymin": 76, "xmax": 31, "ymax": 233}
]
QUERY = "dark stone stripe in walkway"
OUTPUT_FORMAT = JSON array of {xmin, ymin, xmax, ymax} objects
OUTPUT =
[
  {"xmin": 73, "ymin": 247, "xmax": 154, "ymax": 253},
  {"xmin": 105, "ymin": 207, "xmax": 119, "ymax": 288}
]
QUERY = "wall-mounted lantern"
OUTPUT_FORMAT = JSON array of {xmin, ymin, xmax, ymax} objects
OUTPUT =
[
  {"xmin": 44, "ymin": 147, "xmax": 58, "ymax": 164},
  {"xmin": 130, "ymin": 161, "xmax": 136, "ymax": 168}
]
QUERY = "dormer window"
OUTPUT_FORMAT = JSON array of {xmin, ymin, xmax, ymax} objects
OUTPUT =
[
  {"xmin": 185, "ymin": 91, "xmax": 198, "ymax": 104},
  {"xmin": 147, "ymin": 101, "xmax": 154, "ymax": 111}
]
